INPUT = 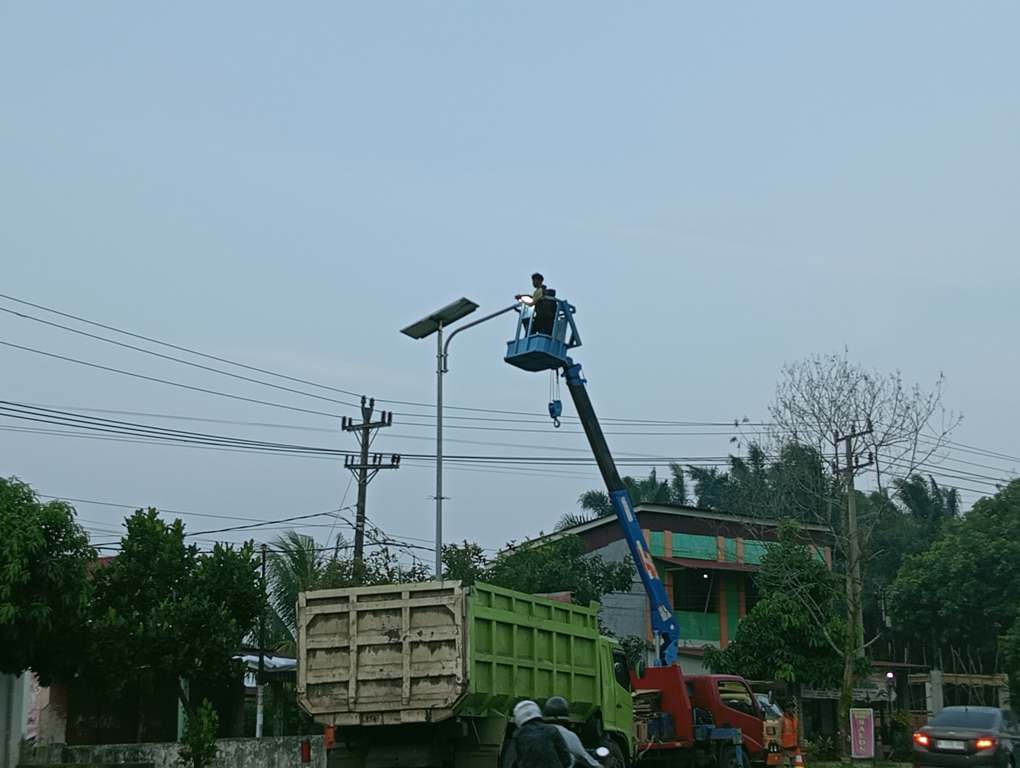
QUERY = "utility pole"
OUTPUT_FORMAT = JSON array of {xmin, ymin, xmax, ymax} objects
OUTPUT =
[
  {"xmin": 342, "ymin": 396, "xmax": 400, "ymax": 582},
  {"xmin": 836, "ymin": 420, "xmax": 874, "ymax": 659},
  {"xmin": 256, "ymin": 542, "xmax": 266, "ymax": 739}
]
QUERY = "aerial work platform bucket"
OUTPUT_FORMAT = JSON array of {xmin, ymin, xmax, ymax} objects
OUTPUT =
[{"xmin": 504, "ymin": 296, "xmax": 581, "ymax": 372}]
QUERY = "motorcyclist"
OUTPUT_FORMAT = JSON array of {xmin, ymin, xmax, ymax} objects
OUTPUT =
[
  {"xmin": 542, "ymin": 696, "xmax": 601, "ymax": 768},
  {"xmin": 503, "ymin": 699, "xmax": 572, "ymax": 768}
]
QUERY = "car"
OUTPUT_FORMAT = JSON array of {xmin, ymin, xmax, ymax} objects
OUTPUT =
[{"xmin": 914, "ymin": 706, "xmax": 1019, "ymax": 768}]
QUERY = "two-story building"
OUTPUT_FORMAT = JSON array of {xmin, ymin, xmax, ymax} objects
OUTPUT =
[{"xmin": 528, "ymin": 503, "xmax": 833, "ymax": 672}]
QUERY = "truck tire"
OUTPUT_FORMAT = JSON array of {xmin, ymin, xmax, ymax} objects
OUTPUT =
[{"xmin": 600, "ymin": 737, "xmax": 626, "ymax": 768}]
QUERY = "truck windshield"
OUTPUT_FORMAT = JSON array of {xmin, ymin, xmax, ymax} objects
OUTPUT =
[{"xmin": 718, "ymin": 681, "xmax": 757, "ymax": 716}]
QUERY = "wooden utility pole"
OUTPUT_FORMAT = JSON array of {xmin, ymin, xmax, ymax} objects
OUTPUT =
[
  {"xmin": 836, "ymin": 420, "xmax": 874, "ymax": 660},
  {"xmin": 834, "ymin": 421, "xmax": 873, "ymax": 758},
  {"xmin": 341, "ymin": 396, "xmax": 400, "ymax": 580}
]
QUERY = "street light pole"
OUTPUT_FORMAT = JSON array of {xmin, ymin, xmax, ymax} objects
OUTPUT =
[
  {"xmin": 435, "ymin": 321, "xmax": 444, "ymax": 577},
  {"xmin": 402, "ymin": 299, "xmax": 521, "ymax": 581}
]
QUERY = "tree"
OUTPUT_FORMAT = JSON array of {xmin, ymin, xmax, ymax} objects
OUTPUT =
[
  {"xmin": 562, "ymin": 465, "xmax": 687, "ymax": 529},
  {"xmin": 443, "ymin": 537, "xmax": 633, "ymax": 608},
  {"xmin": 889, "ymin": 479, "xmax": 1020, "ymax": 671},
  {"xmin": 706, "ymin": 521, "xmax": 847, "ymax": 687},
  {"xmin": 861, "ymin": 474, "xmax": 962, "ymax": 647},
  {"xmin": 85, "ymin": 509, "xmax": 263, "ymax": 715},
  {"xmin": 1001, "ymin": 612, "xmax": 1020, "ymax": 706},
  {"xmin": 441, "ymin": 541, "xmax": 488, "ymax": 586},
  {"xmin": 316, "ymin": 543, "xmax": 430, "ymax": 588},
  {"xmin": 264, "ymin": 531, "xmax": 430, "ymax": 653},
  {"xmin": 892, "ymin": 474, "xmax": 960, "ymax": 536},
  {"xmin": 179, "ymin": 698, "xmax": 219, "ymax": 768},
  {"xmin": 688, "ymin": 442, "xmax": 831, "ymax": 524},
  {"xmin": 0, "ymin": 477, "xmax": 94, "ymax": 683},
  {"xmin": 266, "ymin": 531, "xmax": 328, "ymax": 653},
  {"xmin": 487, "ymin": 535, "xmax": 633, "ymax": 606},
  {"xmin": 767, "ymin": 352, "xmax": 958, "ymax": 754}
]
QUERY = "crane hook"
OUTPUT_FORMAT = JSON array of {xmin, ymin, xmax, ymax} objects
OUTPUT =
[{"xmin": 548, "ymin": 399, "xmax": 562, "ymax": 428}]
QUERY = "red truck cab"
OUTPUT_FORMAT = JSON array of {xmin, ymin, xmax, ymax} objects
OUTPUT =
[
  {"xmin": 687, "ymin": 675, "xmax": 767, "ymax": 758},
  {"xmin": 632, "ymin": 666, "xmax": 766, "ymax": 764}
]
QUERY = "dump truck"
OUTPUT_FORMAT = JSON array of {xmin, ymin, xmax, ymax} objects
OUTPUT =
[{"xmin": 296, "ymin": 580, "xmax": 634, "ymax": 768}]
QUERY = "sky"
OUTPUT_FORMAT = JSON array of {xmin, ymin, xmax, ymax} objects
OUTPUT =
[{"xmin": 1, "ymin": 2, "xmax": 1017, "ymax": 567}]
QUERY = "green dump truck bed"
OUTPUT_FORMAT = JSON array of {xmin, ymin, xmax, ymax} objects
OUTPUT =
[{"xmin": 297, "ymin": 580, "xmax": 622, "ymax": 730}]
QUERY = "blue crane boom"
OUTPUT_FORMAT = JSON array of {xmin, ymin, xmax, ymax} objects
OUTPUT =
[{"xmin": 504, "ymin": 294, "xmax": 680, "ymax": 666}]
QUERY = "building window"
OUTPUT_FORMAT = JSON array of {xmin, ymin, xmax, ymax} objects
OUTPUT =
[{"xmin": 673, "ymin": 568, "xmax": 715, "ymax": 613}]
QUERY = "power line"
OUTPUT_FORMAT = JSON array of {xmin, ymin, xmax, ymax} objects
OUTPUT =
[
  {"xmin": 6, "ymin": 292, "xmax": 1018, "ymax": 476},
  {"xmin": 16, "ymin": 402, "xmax": 1017, "ymax": 486},
  {"xmin": 0, "ymin": 305, "xmax": 367, "ymax": 412},
  {"xmin": 0, "ymin": 401, "xmax": 745, "ymax": 465},
  {"xmin": 3, "ymin": 418, "xmax": 1006, "ymax": 496},
  {"xmin": 186, "ymin": 507, "xmax": 353, "ymax": 537},
  {"xmin": 0, "ymin": 340, "xmax": 344, "ymax": 419},
  {"xmin": 13, "ymin": 401, "xmax": 763, "ymax": 443},
  {"xmin": 36, "ymin": 489, "xmax": 492, "ymax": 554},
  {"xmin": 0, "ymin": 292, "xmax": 766, "ymax": 427},
  {"xmin": 38, "ymin": 493, "xmax": 319, "ymax": 525}
]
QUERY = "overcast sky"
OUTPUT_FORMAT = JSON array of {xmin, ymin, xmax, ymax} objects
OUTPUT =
[{"xmin": 2, "ymin": 2, "xmax": 1017, "ymax": 566}]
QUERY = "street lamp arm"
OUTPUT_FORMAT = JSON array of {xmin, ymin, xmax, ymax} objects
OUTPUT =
[{"xmin": 442, "ymin": 303, "xmax": 518, "ymax": 372}]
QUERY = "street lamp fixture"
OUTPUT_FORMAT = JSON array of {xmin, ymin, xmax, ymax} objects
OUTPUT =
[{"xmin": 401, "ymin": 297, "xmax": 521, "ymax": 577}]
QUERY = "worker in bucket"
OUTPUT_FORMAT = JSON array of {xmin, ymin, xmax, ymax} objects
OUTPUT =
[
  {"xmin": 503, "ymin": 699, "xmax": 572, "ymax": 768},
  {"xmin": 542, "ymin": 696, "xmax": 600, "ymax": 768},
  {"xmin": 515, "ymin": 272, "xmax": 547, "ymax": 306},
  {"xmin": 515, "ymin": 273, "xmax": 546, "ymax": 335}
]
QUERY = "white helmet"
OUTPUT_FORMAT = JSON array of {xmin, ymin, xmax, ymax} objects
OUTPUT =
[{"xmin": 513, "ymin": 700, "xmax": 543, "ymax": 728}]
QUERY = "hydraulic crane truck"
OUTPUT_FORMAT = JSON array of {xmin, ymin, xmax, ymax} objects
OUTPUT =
[{"xmin": 506, "ymin": 293, "xmax": 766, "ymax": 768}]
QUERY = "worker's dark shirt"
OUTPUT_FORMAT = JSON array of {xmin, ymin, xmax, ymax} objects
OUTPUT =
[{"xmin": 504, "ymin": 720, "xmax": 572, "ymax": 768}]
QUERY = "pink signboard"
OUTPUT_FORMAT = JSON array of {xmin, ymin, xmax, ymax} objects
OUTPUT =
[{"xmin": 850, "ymin": 708, "xmax": 875, "ymax": 759}]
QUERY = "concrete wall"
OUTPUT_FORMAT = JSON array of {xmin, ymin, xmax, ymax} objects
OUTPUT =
[
  {"xmin": 590, "ymin": 539, "xmax": 649, "ymax": 653},
  {"xmin": 19, "ymin": 736, "xmax": 325, "ymax": 768}
]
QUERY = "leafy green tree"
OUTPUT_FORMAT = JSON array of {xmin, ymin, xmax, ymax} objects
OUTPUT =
[
  {"xmin": 706, "ymin": 521, "xmax": 848, "ymax": 687},
  {"xmin": 85, "ymin": 509, "xmax": 263, "ymax": 715},
  {"xmin": 563, "ymin": 465, "xmax": 687, "ymax": 529},
  {"xmin": 487, "ymin": 535, "xmax": 632, "ymax": 606},
  {"xmin": 1002, "ymin": 612, "xmax": 1020, "ymax": 705},
  {"xmin": 179, "ymin": 698, "xmax": 219, "ymax": 768},
  {"xmin": 441, "ymin": 541, "xmax": 488, "ymax": 585},
  {"xmin": 0, "ymin": 477, "xmax": 94, "ymax": 683},
  {"xmin": 316, "ymin": 543, "xmax": 430, "ymax": 588},
  {"xmin": 861, "ymin": 475, "xmax": 962, "ymax": 645},
  {"xmin": 889, "ymin": 479, "xmax": 1020, "ymax": 668}
]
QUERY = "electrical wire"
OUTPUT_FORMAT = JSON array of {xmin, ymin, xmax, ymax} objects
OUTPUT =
[
  {"xmin": 0, "ymin": 292, "xmax": 768, "ymax": 427},
  {"xmin": 0, "ymin": 401, "xmax": 749, "ymax": 465},
  {"xmin": 0, "ymin": 339, "xmax": 344, "ymax": 419}
]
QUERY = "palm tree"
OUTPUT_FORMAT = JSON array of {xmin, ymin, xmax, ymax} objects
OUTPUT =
[
  {"xmin": 893, "ymin": 474, "xmax": 961, "ymax": 534},
  {"xmin": 265, "ymin": 530, "xmax": 329, "ymax": 654},
  {"xmin": 557, "ymin": 465, "xmax": 688, "ymax": 530}
]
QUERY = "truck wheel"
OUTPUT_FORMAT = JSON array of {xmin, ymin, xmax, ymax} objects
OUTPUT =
[{"xmin": 600, "ymin": 738, "xmax": 626, "ymax": 768}]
